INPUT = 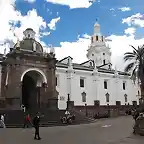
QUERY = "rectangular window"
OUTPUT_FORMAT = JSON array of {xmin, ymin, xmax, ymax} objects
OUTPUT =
[
  {"xmin": 123, "ymin": 82, "xmax": 126, "ymax": 90},
  {"xmin": 56, "ymin": 77, "xmax": 57, "ymax": 86},
  {"xmin": 104, "ymin": 81, "xmax": 107, "ymax": 89},
  {"xmin": 116, "ymin": 101, "xmax": 121, "ymax": 106},
  {"xmin": 56, "ymin": 75, "xmax": 59, "ymax": 86},
  {"xmin": 132, "ymin": 101, "xmax": 137, "ymax": 106},
  {"xmin": 80, "ymin": 78, "xmax": 84, "ymax": 87},
  {"xmin": 103, "ymin": 60, "xmax": 105, "ymax": 65}
]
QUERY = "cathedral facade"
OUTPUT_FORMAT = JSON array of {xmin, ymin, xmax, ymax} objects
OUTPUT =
[
  {"xmin": 56, "ymin": 22, "xmax": 140, "ymax": 110},
  {"xmin": 0, "ymin": 23, "xmax": 140, "ymax": 111}
]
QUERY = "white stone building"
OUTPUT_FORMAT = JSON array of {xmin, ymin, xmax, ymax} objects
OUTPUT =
[{"xmin": 56, "ymin": 22, "xmax": 140, "ymax": 110}]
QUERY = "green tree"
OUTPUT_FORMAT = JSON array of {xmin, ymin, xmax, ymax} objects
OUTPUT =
[{"xmin": 124, "ymin": 45, "xmax": 144, "ymax": 98}]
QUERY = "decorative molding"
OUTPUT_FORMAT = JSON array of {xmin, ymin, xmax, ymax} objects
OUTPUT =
[{"xmin": 20, "ymin": 68, "xmax": 47, "ymax": 83}]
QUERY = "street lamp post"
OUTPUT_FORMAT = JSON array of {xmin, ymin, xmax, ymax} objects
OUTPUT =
[
  {"xmin": 67, "ymin": 93, "xmax": 70, "ymax": 110},
  {"xmin": 85, "ymin": 103, "xmax": 88, "ymax": 116}
]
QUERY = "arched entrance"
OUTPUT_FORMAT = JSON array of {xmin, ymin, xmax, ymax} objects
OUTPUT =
[{"xmin": 21, "ymin": 69, "xmax": 47, "ymax": 112}]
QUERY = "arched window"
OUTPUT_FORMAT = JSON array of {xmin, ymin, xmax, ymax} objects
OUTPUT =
[
  {"xmin": 90, "ymin": 61, "xmax": 93, "ymax": 67},
  {"xmin": 124, "ymin": 94, "xmax": 128, "ymax": 102},
  {"xmin": 105, "ymin": 93, "xmax": 110, "ymax": 103},
  {"xmin": 81, "ymin": 92, "xmax": 86, "ymax": 102},
  {"xmin": 138, "ymin": 90, "xmax": 140, "ymax": 96}
]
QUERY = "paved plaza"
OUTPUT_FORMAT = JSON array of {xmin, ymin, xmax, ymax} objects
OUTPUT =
[{"xmin": 0, "ymin": 116, "xmax": 144, "ymax": 144}]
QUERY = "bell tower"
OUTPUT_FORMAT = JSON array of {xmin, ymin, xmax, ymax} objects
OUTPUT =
[{"xmin": 87, "ymin": 20, "xmax": 111, "ymax": 67}]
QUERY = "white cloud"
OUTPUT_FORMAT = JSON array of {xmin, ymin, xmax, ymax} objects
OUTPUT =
[
  {"xmin": 110, "ymin": 8, "xmax": 115, "ymax": 11},
  {"xmin": 24, "ymin": 0, "xmax": 36, "ymax": 3},
  {"xmin": 45, "ymin": 0, "xmax": 93, "ymax": 9},
  {"xmin": 53, "ymin": 32, "xmax": 144, "ymax": 71},
  {"xmin": 48, "ymin": 17, "xmax": 60, "ymax": 30},
  {"xmin": 124, "ymin": 27, "xmax": 136, "ymax": 35},
  {"xmin": 0, "ymin": 0, "xmax": 143, "ymax": 72},
  {"xmin": 0, "ymin": 0, "xmax": 52, "ymax": 54},
  {"xmin": 14, "ymin": 9, "xmax": 47, "ymax": 40},
  {"xmin": 122, "ymin": 13, "xmax": 144, "ymax": 27},
  {"xmin": 0, "ymin": 0, "xmax": 20, "ymax": 53},
  {"xmin": 40, "ymin": 31, "xmax": 51, "ymax": 37},
  {"xmin": 119, "ymin": 7, "xmax": 131, "ymax": 12},
  {"xmin": 54, "ymin": 35, "xmax": 90, "ymax": 63},
  {"xmin": 106, "ymin": 35, "xmax": 144, "ymax": 71}
]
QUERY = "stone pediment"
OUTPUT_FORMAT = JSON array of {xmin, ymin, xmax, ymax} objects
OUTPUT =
[
  {"xmin": 59, "ymin": 56, "xmax": 73, "ymax": 65},
  {"xmin": 80, "ymin": 60, "xmax": 94, "ymax": 67}
]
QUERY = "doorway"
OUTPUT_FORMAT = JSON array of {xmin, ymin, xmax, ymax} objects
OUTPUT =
[{"xmin": 22, "ymin": 73, "xmax": 37, "ymax": 112}]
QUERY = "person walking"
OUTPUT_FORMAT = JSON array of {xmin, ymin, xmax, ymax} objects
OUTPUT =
[
  {"xmin": 23, "ymin": 114, "xmax": 32, "ymax": 128},
  {"xmin": 0, "ymin": 114, "xmax": 6, "ymax": 128},
  {"xmin": 33, "ymin": 112, "xmax": 41, "ymax": 140}
]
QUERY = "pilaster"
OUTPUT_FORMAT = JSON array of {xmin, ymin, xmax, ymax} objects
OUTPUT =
[{"xmin": 66, "ymin": 64, "xmax": 74, "ymax": 101}]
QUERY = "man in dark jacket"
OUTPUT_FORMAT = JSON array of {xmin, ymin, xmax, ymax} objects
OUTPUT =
[{"xmin": 33, "ymin": 112, "xmax": 41, "ymax": 140}]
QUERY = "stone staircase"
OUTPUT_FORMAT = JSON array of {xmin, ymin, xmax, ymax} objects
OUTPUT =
[
  {"xmin": 0, "ymin": 109, "xmax": 96, "ymax": 128},
  {"xmin": 70, "ymin": 109, "xmax": 96, "ymax": 124}
]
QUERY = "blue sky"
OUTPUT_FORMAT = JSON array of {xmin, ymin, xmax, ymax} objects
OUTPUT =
[
  {"xmin": 15, "ymin": 0, "xmax": 144, "ymax": 45},
  {"xmin": 0, "ymin": 0, "xmax": 144, "ymax": 70}
]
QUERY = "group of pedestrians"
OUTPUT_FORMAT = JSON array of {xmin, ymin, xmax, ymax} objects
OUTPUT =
[
  {"xmin": 132, "ymin": 108, "xmax": 144, "ymax": 135},
  {"xmin": 0, "ymin": 112, "xmax": 41, "ymax": 140},
  {"xmin": 23, "ymin": 112, "xmax": 42, "ymax": 140}
]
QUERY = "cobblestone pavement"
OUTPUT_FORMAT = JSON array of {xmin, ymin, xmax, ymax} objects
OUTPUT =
[{"xmin": 0, "ymin": 116, "xmax": 144, "ymax": 144}]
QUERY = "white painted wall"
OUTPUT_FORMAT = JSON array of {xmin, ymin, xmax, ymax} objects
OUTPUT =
[{"xmin": 56, "ymin": 67, "xmax": 139, "ymax": 110}]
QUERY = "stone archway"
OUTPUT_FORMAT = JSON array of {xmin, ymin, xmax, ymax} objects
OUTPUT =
[{"xmin": 21, "ymin": 69, "xmax": 47, "ymax": 112}]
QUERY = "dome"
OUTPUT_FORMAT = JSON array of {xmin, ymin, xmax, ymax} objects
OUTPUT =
[
  {"xmin": 24, "ymin": 28, "xmax": 34, "ymax": 31},
  {"xmin": 14, "ymin": 39, "xmax": 43, "ymax": 53}
]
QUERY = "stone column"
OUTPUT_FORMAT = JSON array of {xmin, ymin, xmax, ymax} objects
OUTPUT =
[
  {"xmin": 66, "ymin": 70, "xmax": 75, "ymax": 110},
  {"xmin": 67, "ymin": 73, "xmax": 72, "ymax": 99},
  {"xmin": 6, "ymin": 81, "xmax": 21, "ymax": 109},
  {"xmin": 46, "ymin": 59, "xmax": 58, "ymax": 109},
  {"xmin": 93, "ymin": 78, "xmax": 98, "ymax": 100},
  {"xmin": 0, "ymin": 65, "xmax": 5, "ymax": 108},
  {"xmin": 115, "ymin": 78, "xmax": 119, "ymax": 103}
]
